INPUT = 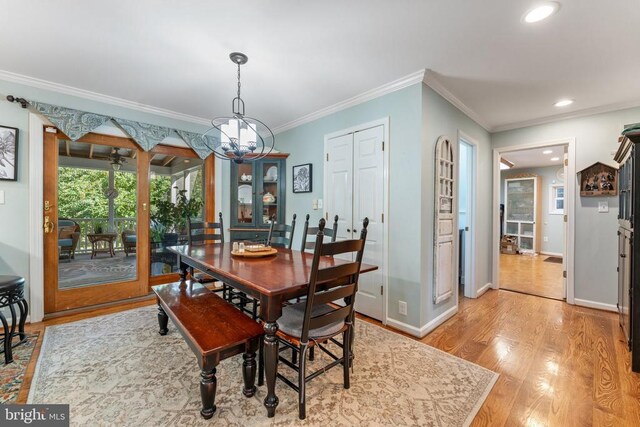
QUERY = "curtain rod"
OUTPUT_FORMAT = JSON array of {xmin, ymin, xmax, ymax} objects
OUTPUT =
[{"xmin": 6, "ymin": 95, "xmax": 29, "ymax": 108}]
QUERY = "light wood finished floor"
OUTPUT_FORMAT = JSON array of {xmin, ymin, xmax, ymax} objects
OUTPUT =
[
  {"xmin": 500, "ymin": 253, "xmax": 565, "ymax": 300},
  {"xmin": 17, "ymin": 290, "xmax": 640, "ymax": 426}
]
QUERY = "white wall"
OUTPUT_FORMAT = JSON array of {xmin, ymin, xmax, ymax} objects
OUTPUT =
[
  {"xmin": 501, "ymin": 165, "xmax": 565, "ymax": 255},
  {"xmin": 492, "ymin": 107, "xmax": 640, "ymax": 306}
]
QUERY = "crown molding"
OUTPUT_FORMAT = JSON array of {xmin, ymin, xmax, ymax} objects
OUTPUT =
[
  {"xmin": 491, "ymin": 99, "xmax": 640, "ymax": 133},
  {"xmin": 422, "ymin": 70, "xmax": 491, "ymax": 132},
  {"xmin": 272, "ymin": 70, "xmax": 426, "ymax": 135},
  {"xmin": 0, "ymin": 69, "xmax": 211, "ymax": 126}
]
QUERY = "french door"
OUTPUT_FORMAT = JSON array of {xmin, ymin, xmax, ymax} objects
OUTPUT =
[
  {"xmin": 325, "ymin": 125, "xmax": 384, "ymax": 320},
  {"xmin": 43, "ymin": 126, "xmax": 215, "ymax": 313}
]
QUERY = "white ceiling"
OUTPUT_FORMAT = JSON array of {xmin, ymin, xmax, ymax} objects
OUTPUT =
[
  {"xmin": 1, "ymin": 0, "xmax": 639, "ymax": 132},
  {"xmin": 502, "ymin": 145, "xmax": 566, "ymax": 169}
]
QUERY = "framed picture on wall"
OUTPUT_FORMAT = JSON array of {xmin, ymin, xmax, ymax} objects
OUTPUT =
[
  {"xmin": 292, "ymin": 163, "xmax": 312, "ymax": 193},
  {"xmin": 0, "ymin": 125, "xmax": 18, "ymax": 181}
]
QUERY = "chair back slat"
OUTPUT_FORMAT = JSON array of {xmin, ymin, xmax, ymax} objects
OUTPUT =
[
  {"xmin": 298, "ymin": 217, "xmax": 369, "ymax": 343},
  {"xmin": 320, "ymin": 239, "xmax": 364, "ymax": 257},
  {"xmin": 311, "ymin": 284, "xmax": 356, "ymax": 306},
  {"xmin": 301, "ymin": 214, "xmax": 338, "ymax": 252},
  {"xmin": 309, "ymin": 305, "xmax": 352, "ymax": 331},
  {"xmin": 267, "ymin": 214, "xmax": 297, "ymax": 249},
  {"xmin": 315, "ymin": 262, "xmax": 360, "ymax": 284},
  {"xmin": 188, "ymin": 213, "xmax": 224, "ymax": 246}
]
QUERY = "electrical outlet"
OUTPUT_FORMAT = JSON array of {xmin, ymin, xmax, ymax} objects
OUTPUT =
[
  {"xmin": 543, "ymin": 236, "xmax": 548, "ymax": 242},
  {"xmin": 398, "ymin": 301, "xmax": 407, "ymax": 316}
]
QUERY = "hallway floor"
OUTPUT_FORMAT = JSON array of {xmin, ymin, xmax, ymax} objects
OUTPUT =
[{"xmin": 499, "ymin": 253, "xmax": 564, "ymax": 300}]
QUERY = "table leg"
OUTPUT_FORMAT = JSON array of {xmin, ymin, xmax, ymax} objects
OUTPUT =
[
  {"xmin": 178, "ymin": 256, "xmax": 188, "ymax": 282},
  {"xmin": 263, "ymin": 321, "xmax": 279, "ymax": 417}
]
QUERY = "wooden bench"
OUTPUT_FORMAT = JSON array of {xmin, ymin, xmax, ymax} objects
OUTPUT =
[{"xmin": 152, "ymin": 281, "xmax": 264, "ymax": 419}]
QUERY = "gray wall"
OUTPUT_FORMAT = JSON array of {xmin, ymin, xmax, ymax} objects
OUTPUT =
[
  {"xmin": 421, "ymin": 85, "xmax": 493, "ymax": 325},
  {"xmin": 493, "ymin": 106, "xmax": 640, "ymax": 306},
  {"xmin": 276, "ymin": 83, "xmax": 424, "ymax": 327},
  {"xmin": 500, "ymin": 166, "xmax": 565, "ymax": 254}
]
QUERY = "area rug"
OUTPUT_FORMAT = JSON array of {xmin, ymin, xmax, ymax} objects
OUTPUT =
[
  {"xmin": 58, "ymin": 254, "xmax": 137, "ymax": 289},
  {"xmin": 28, "ymin": 307, "xmax": 497, "ymax": 426},
  {"xmin": 0, "ymin": 333, "xmax": 39, "ymax": 403},
  {"xmin": 544, "ymin": 256, "xmax": 563, "ymax": 264}
]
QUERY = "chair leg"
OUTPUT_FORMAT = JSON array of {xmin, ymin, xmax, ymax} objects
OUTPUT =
[
  {"xmin": 242, "ymin": 351, "xmax": 257, "ymax": 397},
  {"xmin": 291, "ymin": 348, "xmax": 298, "ymax": 365},
  {"xmin": 298, "ymin": 344, "xmax": 308, "ymax": 420},
  {"xmin": 0, "ymin": 311, "xmax": 11, "ymax": 364},
  {"xmin": 258, "ymin": 337, "xmax": 264, "ymax": 386},
  {"xmin": 309, "ymin": 347, "xmax": 315, "ymax": 361},
  {"xmin": 199, "ymin": 367, "xmax": 217, "ymax": 419},
  {"xmin": 343, "ymin": 329, "xmax": 351, "ymax": 389},
  {"xmin": 18, "ymin": 298, "xmax": 28, "ymax": 342},
  {"xmin": 157, "ymin": 302, "xmax": 169, "ymax": 336}
]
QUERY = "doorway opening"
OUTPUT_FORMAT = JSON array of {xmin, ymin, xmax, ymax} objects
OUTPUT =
[
  {"xmin": 458, "ymin": 136, "xmax": 476, "ymax": 299},
  {"xmin": 494, "ymin": 141, "xmax": 574, "ymax": 301}
]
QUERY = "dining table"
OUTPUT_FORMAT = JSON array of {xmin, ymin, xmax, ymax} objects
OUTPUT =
[{"xmin": 169, "ymin": 242, "xmax": 378, "ymax": 418}]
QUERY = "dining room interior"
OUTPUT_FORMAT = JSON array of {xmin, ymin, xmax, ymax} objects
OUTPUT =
[{"xmin": 1, "ymin": 1, "xmax": 640, "ymax": 426}]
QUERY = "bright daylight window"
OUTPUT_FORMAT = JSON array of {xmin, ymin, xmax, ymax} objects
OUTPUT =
[{"xmin": 549, "ymin": 184, "xmax": 564, "ymax": 215}]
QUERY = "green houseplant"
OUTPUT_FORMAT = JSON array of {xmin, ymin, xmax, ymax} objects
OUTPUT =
[{"xmin": 150, "ymin": 187, "xmax": 203, "ymax": 244}]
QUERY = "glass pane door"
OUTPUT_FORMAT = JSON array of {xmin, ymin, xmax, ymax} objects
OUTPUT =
[
  {"xmin": 235, "ymin": 162, "xmax": 254, "ymax": 225},
  {"xmin": 260, "ymin": 161, "xmax": 280, "ymax": 226},
  {"xmin": 149, "ymin": 154, "xmax": 204, "ymax": 277}
]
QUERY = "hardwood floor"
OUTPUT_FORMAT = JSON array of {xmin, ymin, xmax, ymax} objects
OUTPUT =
[
  {"xmin": 500, "ymin": 253, "xmax": 565, "ymax": 300},
  {"xmin": 18, "ymin": 290, "xmax": 640, "ymax": 426}
]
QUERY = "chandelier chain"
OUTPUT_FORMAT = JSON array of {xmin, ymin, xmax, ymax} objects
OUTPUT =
[{"xmin": 237, "ymin": 62, "xmax": 242, "ymax": 101}]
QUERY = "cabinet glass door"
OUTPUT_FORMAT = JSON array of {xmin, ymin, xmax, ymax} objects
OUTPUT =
[
  {"xmin": 259, "ymin": 161, "xmax": 280, "ymax": 226},
  {"xmin": 506, "ymin": 179, "xmax": 535, "ymax": 222},
  {"xmin": 235, "ymin": 162, "xmax": 255, "ymax": 225}
]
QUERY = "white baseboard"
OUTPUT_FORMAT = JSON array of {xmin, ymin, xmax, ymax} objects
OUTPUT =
[
  {"xmin": 476, "ymin": 283, "xmax": 492, "ymax": 297},
  {"xmin": 386, "ymin": 305, "xmax": 458, "ymax": 338},
  {"xmin": 574, "ymin": 298, "xmax": 617, "ymax": 313},
  {"xmin": 540, "ymin": 251, "xmax": 563, "ymax": 257}
]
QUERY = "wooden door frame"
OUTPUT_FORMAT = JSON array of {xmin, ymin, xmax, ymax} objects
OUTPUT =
[{"xmin": 43, "ymin": 127, "xmax": 150, "ymax": 313}]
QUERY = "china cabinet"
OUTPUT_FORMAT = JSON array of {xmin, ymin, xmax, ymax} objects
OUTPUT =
[
  {"xmin": 614, "ymin": 128, "xmax": 640, "ymax": 372},
  {"xmin": 504, "ymin": 176, "xmax": 542, "ymax": 253},
  {"xmin": 229, "ymin": 155, "xmax": 288, "ymax": 242}
]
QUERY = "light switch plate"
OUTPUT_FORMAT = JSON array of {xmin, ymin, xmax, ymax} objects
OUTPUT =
[
  {"xmin": 598, "ymin": 201, "xmax": 609, "ymax": 213},
  {"xmin": 312, "ymin": 199, "xmax": 318, "ymax": 210},
  {"xmin": 317, "ymin": 199, "xmax": 323, "ymax": 209},
  {"xmin": 0, "ymin": 190, "xmax": 4, "ymax": 204}
]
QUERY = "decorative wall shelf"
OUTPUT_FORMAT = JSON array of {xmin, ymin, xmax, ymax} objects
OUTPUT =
[{"xmin": 578, "ymin": 162, "xmax": 618, "ymax": 197}]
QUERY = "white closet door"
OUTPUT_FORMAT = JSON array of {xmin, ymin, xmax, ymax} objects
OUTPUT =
[
  {"xmin": 433, "ymin": 136, "xmax": 456, "ymax": 304},
  {"xmin": 326, "ymin": 134, "xmax": 353, "ymax": 247},
  {"xmin": 353, "ymin": 126, "xmax": 384, "ymax": 320}
]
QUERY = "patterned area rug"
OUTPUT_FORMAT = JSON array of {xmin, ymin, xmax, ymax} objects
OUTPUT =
[
  {"xmin": 0, "ymin": 333, "xmax": 39, "ymax": 403},
  {"xmin": 28, "ymin": 307, "xmax": 497, "ymax": 426},
  {"xmin": 58, "ymin": 254, "xmax": 137, "ymax": 289}
]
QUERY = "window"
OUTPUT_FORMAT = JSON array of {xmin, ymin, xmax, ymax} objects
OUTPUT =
[{"xmin": 549, "ymin": 184, "xmax": 564, "ymax": 215}]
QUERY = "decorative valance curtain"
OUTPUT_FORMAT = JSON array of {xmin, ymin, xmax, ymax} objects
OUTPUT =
[{"xmin": 30, "ymin": 101, "xmax": 219, "ymax": 159}]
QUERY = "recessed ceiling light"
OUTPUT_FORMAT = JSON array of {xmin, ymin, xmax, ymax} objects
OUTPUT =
[
  {"xmin": 524, "ymin": 2, "xmax": 560, "ymax": 23},
  {"xmin": 554, "ymin": 99, "xmax": 574, "ymax": 107},
  {"xmin": 543, "ymin": 150, "xmax": 553, "ymax": 154},
  {"xmin": 550, "ymin": 157, "xmax": 560, "ymax": 161}
]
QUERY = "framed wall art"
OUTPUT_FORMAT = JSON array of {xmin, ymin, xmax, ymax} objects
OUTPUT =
[
  {"xmin": 292, "ymin": 163, "xmax": 312, "ymax": 193},
  {"xmin": 0, "ymin": 125, "xmax": 18, "ymax": 181}
]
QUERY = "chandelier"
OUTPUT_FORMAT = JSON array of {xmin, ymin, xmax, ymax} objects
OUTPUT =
[{"xmin": 204, "ymin": 52, "xmax": 275, "ymax": 164}]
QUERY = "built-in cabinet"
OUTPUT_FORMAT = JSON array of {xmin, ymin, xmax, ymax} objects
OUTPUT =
[
  {"xmin": 504, "ymin": 176, "xmax": 542, "ymax": 253},
  {"xmin": 229, "ymin": 155, "xmax": 288, "ymax": 242},
  {"xmin": 614, "ymin": 130, "xmax": 640, "ymax": 372}
]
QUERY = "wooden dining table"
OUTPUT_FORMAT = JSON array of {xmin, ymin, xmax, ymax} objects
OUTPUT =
[{"xmin": 169, "ymin": 242, "xmax": 378, "ymax": 418}]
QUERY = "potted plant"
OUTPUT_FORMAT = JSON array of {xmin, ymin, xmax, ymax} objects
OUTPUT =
[
  {"xmin": 91, "ymin": 219, "xmax": 107, "ymax": 234},
  {"xmin": 150, "ymin": 187, "xmax": 203, "ymax": 245}
]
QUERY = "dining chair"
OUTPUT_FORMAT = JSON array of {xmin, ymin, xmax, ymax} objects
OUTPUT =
[
  {"xmin": 300, "ymin": 214, "xmax": 338, "ymax": 252},
  {"xmin": 267, "ymin": 214, "xmax": 297, "ymax": 249},
  {"xmin": 275, "ymin": 217, "xmax": 369, "ymax": 419}
]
